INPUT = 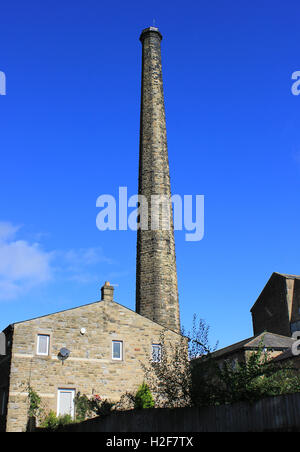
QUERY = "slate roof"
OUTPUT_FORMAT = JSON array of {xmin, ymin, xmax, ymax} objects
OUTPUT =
[{"xmin": 210, "ymin": 332, "xmax": 295, "ymax": 360}]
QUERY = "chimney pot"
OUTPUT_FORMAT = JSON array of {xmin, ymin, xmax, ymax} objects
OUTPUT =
[{"xmin": 101, "ymin": 281, "xmax": 114, "ymax": 301}]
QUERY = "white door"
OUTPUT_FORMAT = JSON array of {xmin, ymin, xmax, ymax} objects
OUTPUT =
[{"xmin": 57, "ymin": 389, "xmax": 75, "ymax": 418}]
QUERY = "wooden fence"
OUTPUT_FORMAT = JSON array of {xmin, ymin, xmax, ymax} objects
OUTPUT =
[{"xmin": 50, "ymin": 392, "xmax": 300, "ymax": 432}]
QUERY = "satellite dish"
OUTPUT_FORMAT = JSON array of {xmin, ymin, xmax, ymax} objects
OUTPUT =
[{"xmin": 58, "ymin": 347, "xmax": 70, "ymax": 363}]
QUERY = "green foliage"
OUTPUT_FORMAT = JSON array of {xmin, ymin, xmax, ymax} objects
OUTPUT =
[
  {"xmin": 74, "ymin": 392, "xmax": 115, "ymax": 420},
  {"xmin": 134, "ymin": 383, "xmax": 155, "ymax": 409},
  {"xmin": 74, "ymin": 393, "xmax": 92, "ymax": 422},
  {"xmin": 40, "ymin": 411, "xmax": 58, "ymax": 430},
  {"xmin": 190, "ymin": 355, "xmax": 219, "ymax": 406},
  {"xmin": 142, "ymin": 330, "xmax": 192, "ymax": 408},
  {"xmin": 142, "ymin": 317, "xmax": 300, "ymax": 409},
  {"xmin": 191, "ymin": 340, "xmax": 300, "ymax": 406},
  {"xmin": 182, "ymin": 314, "xmax": 218, "ymax": 359},
  {"xmin": 40, "ymin": 393, "xmax": 116, "ymax": 430},
  {"xmin": 213, "ymin": 346, "xmax": 300, "ymax": 404},
  {"xmin": 40, "ymin": 411, "xmax": 74, "ymax": 431},
  {"xmin": 88, "ymin": 395, "xmax": 115, "ymax": 416},
  {"xmin": 27, "ymin": 385, "xmax": 41, "ymax": 418},
  {"xmin": 57, "ymin": 414, "xmax": 73, "ymax": 426},
  {"xmin": 142, "ymin": 316, "xmax": 217, "ymax": 408}
]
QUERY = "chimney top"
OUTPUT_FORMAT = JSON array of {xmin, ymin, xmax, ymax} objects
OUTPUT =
[
  {"xmin": 139, "ymin": 27, "xmax": 162, "ymax": 42},
  {"xmin": 101, "ymin": 281, "xmax": 114, "ymax": 301}
]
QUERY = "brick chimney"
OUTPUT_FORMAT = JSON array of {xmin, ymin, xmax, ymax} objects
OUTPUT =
[
  {"xmin": 101, "ymin": 281, "xmax": 114, "ymax": 301},
  {"xmin": 136, "ymin": 27, "xmax": 181, "ymax": 333}
]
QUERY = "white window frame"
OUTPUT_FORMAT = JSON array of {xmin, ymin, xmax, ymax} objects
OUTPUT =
[
  {"xmin": 57, "ymin": 388, "xmax": 76, "ymax": 418},
  {"xmin": 112, "ymin": 340, "xmax": 123, "ymax": 360},
  {"xmin": 36, "ymin": 334, "xmax": 50, "ymax": 356},
  {"xmin": 152, "ymin": 344, "xmax": 162, "ymax": 363}
]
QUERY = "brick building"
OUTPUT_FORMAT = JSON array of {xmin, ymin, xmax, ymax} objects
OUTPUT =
[{"xmin": 0, "ymin": 26, "xmax": 185, "ymax": 432}]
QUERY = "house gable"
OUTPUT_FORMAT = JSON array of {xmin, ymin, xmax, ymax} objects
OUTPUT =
[{"xmin": 250, "ymin": 273, "xmax": 291, "ymax": 337}]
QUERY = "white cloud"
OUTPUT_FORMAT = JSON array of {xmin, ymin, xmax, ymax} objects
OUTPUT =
[
  {"xmin": 0, "ymin": 221, "xmax": 115, "ymax": 301},
  {"xmin": 62, "ymin": 247, "xmax": 113, "ymax": 267},
  {"xmin": 0, "ymin": 222, "xmax": 52, "ymax": 300},
  {"xmin": 0, "ymin": 221, "xmax": 21, "ymax": 243},
  {"xmin": 53, "ymin": 247, "xmax": 114, "ymax": 283}
]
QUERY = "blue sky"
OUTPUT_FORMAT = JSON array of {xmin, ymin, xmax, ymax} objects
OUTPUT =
[{"xmin": 1, "ymin": 0, "xmax": 300, "ymax": 349}]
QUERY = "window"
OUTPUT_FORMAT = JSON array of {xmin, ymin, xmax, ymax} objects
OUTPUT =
[
  {"xmin": 112, "ymin": 340, "xmax": 123, "ymax": 360},
  {"xmin": 152, "ymin": 344, "xmax": 162, "ymax": 363},
  {"xmin": 57, "ymin": 389, "xmax": 75, "ymax": 418},
  {"xmin": 37, "ymin": 334, "xmax": 50, "ymax": 356}
]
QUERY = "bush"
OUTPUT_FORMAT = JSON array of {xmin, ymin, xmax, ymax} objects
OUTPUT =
[
  {"xmin": 57, "ymin": 414, "xmax": 74, "ymax": 426},
  {"xmin": 40, "ymin": 411, "xmax": 59, "ymax": 430},
  {"xmin": 88, "ymin": 395, "xmax": 115, "ymax": 416},
  {"xmin": 213, "ymin": 346, "xmax": 300, "ymax": 404},
  {"xmin": 134, "ymin": 383, "xmax": 155, "ymax": 409},
  {"xmin": 74, "ymin": 393, "xmax": 91, "ymax": 422},
  {"xmin": 40, "ymin": 411, "xmax": 74, "ymax": 431},
  {"xmin": 74, "ymin": 392, "xmax": 115, "ymax": 420}
]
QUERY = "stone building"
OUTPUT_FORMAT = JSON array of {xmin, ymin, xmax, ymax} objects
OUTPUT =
[
  {"xmin": 0, "ymin": 26, "xmax": 185, "ymax": 432},
  {"xmin": 0, "ymin": 283, "xmax": 183, "ymax": 432},
  {"xmin": 206, "ymin": 332, "xmax": 295, "ymax": 369},
  {"xmin": 251, "ymin": 273, "xmax": 300, "ymax": 337},
  {"xmin": 207, "ymin": 272, "xmax": 300, "ymax": 372},
  {"xmin": 210, "ymin": 273, "xmax": 300, "ymax": 370}
]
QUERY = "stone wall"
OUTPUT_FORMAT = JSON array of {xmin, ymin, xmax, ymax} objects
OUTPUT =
[
  {"xmin": 251, "ymin": 274, "xmax": 291, "ymax": 336},
  {"xmin": 136, "ymin": 27, "xmax": 180, "ymax": 333},
  {"xmin": 5, "ymin": 299, "xmax": 184, "ymax": 432}
]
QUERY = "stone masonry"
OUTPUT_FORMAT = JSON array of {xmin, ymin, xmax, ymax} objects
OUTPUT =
[
  {"xmin": 136, "ymin": 27, "xmax": 180, "ymax": 333},
  {"xmin": 1, "ymin": 284, "xmax": 183, "ymax": 432},
  {"xmin": 251, "ymin": 273, "xmax": 300, "ymax": 337}
]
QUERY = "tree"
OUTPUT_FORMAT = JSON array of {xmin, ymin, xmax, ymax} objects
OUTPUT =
[
  {"xmin": 182, "ymin": 314, "xmax": 218, "ymax": 359},
  {"xmin": 212, "ymin": 344, "xmax": 300, "ymax": 404},
  {"xmin": 142, "ymin": 315, "xmax": 217, "ymax": 408},
  {"xmin": 134, "ymin": 383, "xmax": 155, "ymax": 409},
  {"xmin": 141, "ymin": 317, "xmax": 300, "ymax": 409}
]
